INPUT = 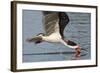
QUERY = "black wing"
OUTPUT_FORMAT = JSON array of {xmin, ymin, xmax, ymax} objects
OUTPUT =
[{"xmin": 59, "ymin": 12, "xmax": 70, "ymax": 38}]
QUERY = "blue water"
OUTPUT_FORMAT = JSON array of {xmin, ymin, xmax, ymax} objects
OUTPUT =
[{"xmin": 22, "ymin": 10, "xmax": 91, "ymax": 62}]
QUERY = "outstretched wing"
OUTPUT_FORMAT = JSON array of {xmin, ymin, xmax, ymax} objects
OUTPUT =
[
  {"xmin": 43, "ymin": 12, "xmax": 60, "ymax": 36},
  {"xmin": 59, "ymin": 12, "xmax": 69, "ymax": 38}
]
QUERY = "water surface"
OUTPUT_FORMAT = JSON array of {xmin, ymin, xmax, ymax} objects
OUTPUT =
[{"xmin": 22, "ymin": 10, "xmax": 91, "ymax": 62}]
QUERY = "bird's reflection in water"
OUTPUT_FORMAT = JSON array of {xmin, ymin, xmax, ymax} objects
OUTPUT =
[
  {"xmin": 59, "ymin": 51, "xmax": 80, "ymax": 60},
  {"xmin": 58, "ymin": 49, "xmax": 88, "ymax": 60},
  {"xmin": 71, "ymin": 54, "xmax": 80, "ymax": 60},
  {"xmin": 23, "ymin": 48, "xmax": 88, "ymax": 62}
]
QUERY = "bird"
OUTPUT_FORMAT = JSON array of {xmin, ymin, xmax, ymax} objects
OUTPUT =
[{"xmin": 27, "ymin": 11, "xmax": 81, "ymax": 57}]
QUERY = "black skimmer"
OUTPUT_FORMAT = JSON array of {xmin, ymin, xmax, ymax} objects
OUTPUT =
[{"xmin": 27, "ymin": 12, "xmax": 81, "ymax": 57}]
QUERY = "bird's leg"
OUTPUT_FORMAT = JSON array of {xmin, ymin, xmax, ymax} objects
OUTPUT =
[{"xmin": 75, "ymin": 46, "xmax": 81, "ymax": 57}]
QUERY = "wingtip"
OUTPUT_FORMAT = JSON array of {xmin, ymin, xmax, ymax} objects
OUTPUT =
[{"xmin": 26, "ymin": 38, "xmax": 33, "ymax": 42}]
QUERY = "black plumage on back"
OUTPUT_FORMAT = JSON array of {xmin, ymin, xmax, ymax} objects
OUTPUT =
[{"xmin": 59, "ymin": 12, "xmax": 69, "ymax": 38}]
